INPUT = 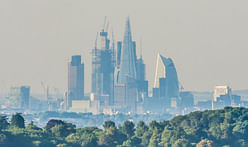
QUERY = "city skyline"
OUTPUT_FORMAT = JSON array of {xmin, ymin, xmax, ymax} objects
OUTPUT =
[{"xmin": 1, "ymin": 0, "xmax": 248, "ymax": 94}]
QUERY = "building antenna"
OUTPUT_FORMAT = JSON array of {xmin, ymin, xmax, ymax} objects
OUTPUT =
[
  {"xmin": 103, "ymin": 16, "xmax": 107, "ymax": 31},
  {"xmin": 111, "ymin": 27, "xmax": 116, "ymax": 65},
  {"xmin": 102, "ymin": 16, "xmax": 109, "ymax": 32}
]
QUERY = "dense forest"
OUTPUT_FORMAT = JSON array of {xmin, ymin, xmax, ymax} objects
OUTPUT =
[{"xmin": 1, "ymin": 107, "xmax": 248, "ymax": 147}]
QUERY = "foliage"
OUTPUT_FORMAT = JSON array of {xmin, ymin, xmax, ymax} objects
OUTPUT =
[
  {"xmin": 2, "ymin": 107, "xmax": 248, "ymax": 146},
  {"xmin": 0, "ymin": 116, "xmax": 9, "ymax": 130},
  {"xmin": 10, "ymin": 113, "xmax": 25, "ymax": 128}
]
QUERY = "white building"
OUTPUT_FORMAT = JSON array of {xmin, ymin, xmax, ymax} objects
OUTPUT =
[{"xmin": 213, "ymin": 86, "xmax": 232, "ymax": 102}]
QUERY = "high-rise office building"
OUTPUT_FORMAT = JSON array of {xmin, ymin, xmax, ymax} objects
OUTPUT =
[
  {"xmin": 117, "ymin": 17, "xmax": 137, "ymax": 84},
  {"xmin": 136, "ymin": 57, "xmax": 148, "ymax": 99},
  {"xmin": 136, "ymin": 57, "xmax": 145, "ymax": 81},
  {"xmin": 9, "ymin": 86, "xmax": 30, "ymax": 109},
  {"xmin": 91, "ymin": 28, "xmax": 115, "ymax": 105},
  {"xmin": 114, "ymin": 17, "xmax": 139, "ymax": 113},
  {"xmin": 67, "ymin": 55, "xmax": 84, "ymax": 108},
  {"xmin": 153, "ymin": 54, "xmax": 179, "ymax": 104}
]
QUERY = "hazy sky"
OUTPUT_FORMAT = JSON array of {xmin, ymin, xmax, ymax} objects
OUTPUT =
[{"xmin": 0, "ymin": 0, "xmax": 248, "ymax": 94}]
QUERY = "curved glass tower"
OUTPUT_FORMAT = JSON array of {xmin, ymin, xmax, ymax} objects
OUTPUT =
[{"xmin": 154, "ymin": 53, "xmax": 179, "ymax": 98}]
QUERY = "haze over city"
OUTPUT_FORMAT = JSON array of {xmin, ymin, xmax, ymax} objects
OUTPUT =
[{"xmin": 0, "ymin": 0, "xmax": 248, "ymax": 94}]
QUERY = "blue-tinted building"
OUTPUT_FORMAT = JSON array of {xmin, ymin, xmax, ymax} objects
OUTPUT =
[
  {"xmin": 117, "ymin": 17, "xmax": 137, "ymax": 84},
  {"xmin": 9, "ymin": 86, "xmax": 30, "ymax": 109},
  {"xmin": 154, "ymin": 54, "xmax": 179, "ymax": 100},
  {"xmin": 91, "ymin": 28, "xmax": 115, "ymax": 105}
]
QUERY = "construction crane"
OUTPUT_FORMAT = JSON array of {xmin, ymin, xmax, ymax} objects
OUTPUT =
[
  {"xmin": 102, "ymin": 16, "xmax": 109, "ymax": 32},
  {"xmin": 41, "ymin": 82, "xmax": 49, "ymax": 101}
]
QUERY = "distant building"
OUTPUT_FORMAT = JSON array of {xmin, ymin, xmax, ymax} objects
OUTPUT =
[
  {"xmin": 180, "ymin": 91, "xmax": 194, "ymax": 108},
  {"xmin": 153, "ymin": 54, "xmax": 179, "ymax": 108},
  {"xmin": 197, "ymin": 100, "xmax": 212, "ymax": 110},
  {"xmin": 117, "ymin": 17, "xmax": 137, "ymax": 84},
  {"xmin": 136, "ymin": 57, "xmax": 145, "ymax": 81},
  {"xmin": 232, "ymin": 94, "xmax": 241, "ymax": 106},
  {"xmin": 114, "ymin": 17, "xmax": 139, "ymax": 113},
  {"xmin": 213, "ymin": 86, "xmax": 232, "ymax": 102},
  {"xmin": 136, "ymin": 57, "xmax": 148, "ymax": 99},
  {"xmin": 91, "ymin": 27, "xmax": 115, "ymax": 105},
  {"xmin": 213, "ymin": 86, "xmax": 232, "ymax": 109},
  {"xmin": 67, "ymin": 55, "xmax": 84, "ymax": 109},
  {"xmin": 114, "ymin": 78, "xmax": 137, "ymax": 113},
  {"xmin": 9, "ymin": 86, "xmax": 30, "ymax": 109},
  {"xmin": 68, "ymin": 100, "xmax": 100, "ymax": 114}
]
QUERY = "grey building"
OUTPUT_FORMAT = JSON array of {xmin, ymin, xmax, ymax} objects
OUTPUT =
[{"xmin": 67, "ymin": 55, "xmax": 84, "ymax": 108}]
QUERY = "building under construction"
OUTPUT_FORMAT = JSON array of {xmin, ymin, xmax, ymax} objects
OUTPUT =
[{"xmin": 91, "ymin": 21, "xmax": 115, "ymax": 106}]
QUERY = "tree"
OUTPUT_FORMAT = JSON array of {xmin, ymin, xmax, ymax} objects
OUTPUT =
[
  {"xmin": 81, "ymin": 134, "xmax": 98, "ymax": 147},
  {"xmin": 0, "ymin": 116, "xmax": 9, "ymax": 130},
  {"xmin": 121, "ymin": 120, "xmax": 135, "ymax": 138},
  {"xmin": 26, "ymin": 121, "xmax": 42, "ymax": 131},
  {"xmin": 135, "ymin": 121, "xmax": 148, "ymax": 137},
  {"xmin": 103, "ymin": 120, "xmax": 116, "ymax": 130},
  {"xmin": 99, "ymin": 126, "xmax": 126, "ymax": 147},
  {"xmin": 10, "ymin": 113, "xmax": 25, "ymax": 128},
  {"xmin": 196, "ymin": 139, "xmax": 213, "ymax": 147},
  {"xmin": 172, "ymin": 138, "xmax": 191, "ymax": 147},
  {"xmin": 51, "ymin": 122, "xmax": 76, "ymax": 137},
  {"xmin": 46, "ymin": 119, "xmax": 65, "ymax": 130}
]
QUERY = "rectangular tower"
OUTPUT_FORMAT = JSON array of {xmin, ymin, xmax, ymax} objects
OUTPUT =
[{"xmin": 68, "ymin": 55, "xmax": 84, "ymax": 108}]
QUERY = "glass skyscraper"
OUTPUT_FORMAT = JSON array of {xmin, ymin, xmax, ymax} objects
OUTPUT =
[
  {"xmin": 154, "ymin": 54, "xmax": 179, "ymax": 99},
  {"xmin": 117, "ymin": 17, "xmax": 137, "ymax": 84}
]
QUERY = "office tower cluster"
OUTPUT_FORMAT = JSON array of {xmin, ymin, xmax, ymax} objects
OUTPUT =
[
  {"xmin": 1, "ymin": 17, "xmax": 246, "ymax": 115},
  {"xmin": 65, "ymin": 17, "xmax": 185, "ymax": 114}
]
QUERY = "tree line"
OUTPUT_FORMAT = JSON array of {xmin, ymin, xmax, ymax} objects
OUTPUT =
[{"xmin": 1, "ymin": 107, "xmax": 248, "ymax": 146}]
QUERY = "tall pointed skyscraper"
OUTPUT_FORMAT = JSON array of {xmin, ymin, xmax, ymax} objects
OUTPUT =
[{"xmin": 118, "ymin": 17, "xmax": 137, "ymax": 83}]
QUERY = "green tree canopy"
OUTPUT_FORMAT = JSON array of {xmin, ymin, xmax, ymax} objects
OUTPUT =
[
  {"xmin": 10, "ymin": 113, "xmax": 25, "ymax": 128},
  {"xmin": 0, "ymin": 116, "xmax": 9, "ymax": 130}
]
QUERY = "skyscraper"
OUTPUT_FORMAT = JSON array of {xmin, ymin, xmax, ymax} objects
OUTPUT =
[
  {"xmin": 114, "ymin": 17, "xmax": 139, "ymax": 113},
  {"xmin": 91, "ymin": 27, "xmax": 115, "ymax": 105},
  {"xmin": 154, "ymin": 53, "xmax": 179, "ymax": 101},
  {"xmin": 117, "ymin": 17, "xmax": 137, "ymax": 84},
  {"xmin": 136, "ymin": 57, "xmax": 148, "ymax": 99},
  {"xmin": 9, "ymin": 86, "xmax": 30, "ymax": 109},
  {"xmin": 67, "ymin": 55, "xmax": 84, "ymax": 108},
  {"xmin": 136, "ymin": 57, "xmax": 145, "ymax": 81}
]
